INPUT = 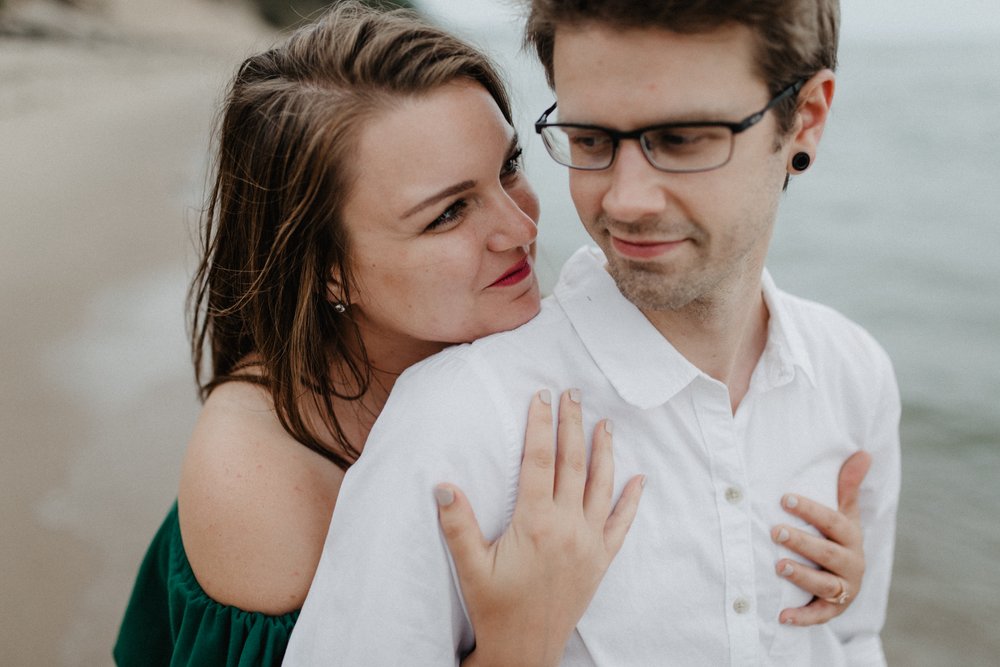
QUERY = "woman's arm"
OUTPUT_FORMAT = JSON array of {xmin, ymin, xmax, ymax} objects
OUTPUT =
[
  {"xmin": 772, "ymin": 450, "xmax": 872, "ymax": 626},
  {"xmin": 437, "ymin": 389, "xmax": 645, "ymax": 667}
]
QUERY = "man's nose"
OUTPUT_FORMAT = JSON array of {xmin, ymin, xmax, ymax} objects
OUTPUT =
[{"xmin": 601, "ymin": 140, "xmax": 671, "ymax": 223}]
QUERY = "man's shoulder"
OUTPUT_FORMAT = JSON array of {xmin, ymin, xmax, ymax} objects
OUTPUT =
[
  {"xmin": 368, "ymin": 298, "xmax": 576, "ymax": 453},
  {"xmin": 401, "ymin": 296, "xmax": 573, "ymax": 386},
  {"xmin": 772, "ymin": 285, "xmax": 894, "ymax": 375},
  {"xmin": 777, "ymin": 288, "xmax": 869, "ymax": 334}
]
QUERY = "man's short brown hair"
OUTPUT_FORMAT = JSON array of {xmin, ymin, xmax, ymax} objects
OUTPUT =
[{"xmin": 525, "ymin": 0, "xmax": 839, "ymax": 134}]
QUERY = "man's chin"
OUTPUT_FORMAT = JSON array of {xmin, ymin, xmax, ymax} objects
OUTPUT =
[{"xmin": 606, "ymin": 263, "xmax": 698, "ymax": 313}]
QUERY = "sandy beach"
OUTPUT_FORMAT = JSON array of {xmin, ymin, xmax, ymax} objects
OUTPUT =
[
  {"xmin": 2, "ymin": 1, "xmax": 998, "ymax": 665},
  {"xmin": 1, "ymin": 1, "xmax": 271, "ymax": 664}
]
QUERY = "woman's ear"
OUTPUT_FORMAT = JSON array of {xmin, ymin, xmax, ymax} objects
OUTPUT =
[
  {"xmin": 326, "ymin": 269, "xmax": 345, "ymax": 305},
  {"xmin": 787, "ymin": 69, "xmax": 836, "ymax": 172}
]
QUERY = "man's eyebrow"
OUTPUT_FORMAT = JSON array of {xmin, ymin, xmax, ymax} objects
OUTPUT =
[
  {"xmin": 402, "ymin": 180, "xmax": 477, "ymax": 219},
  {"xmin": 560, "ymin": 108, "xmax": 740, "ymax": 127}
]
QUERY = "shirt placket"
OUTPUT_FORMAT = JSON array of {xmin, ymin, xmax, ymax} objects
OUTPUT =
[{"xmin": 693, "ymin": 377, "xmax": 761, "ymax": 666}]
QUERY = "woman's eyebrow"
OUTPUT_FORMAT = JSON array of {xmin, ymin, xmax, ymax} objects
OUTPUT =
[
  {"xmin": 402, "ymin": 180, "xmax": 476, "ymax": 219},
  {"xmin": 401, "ymin": 134, "xmax": 518, "ymax": 220},
  {"xmin": 505, "ymin": 133, "xmax": 520, "ymax": 156}
]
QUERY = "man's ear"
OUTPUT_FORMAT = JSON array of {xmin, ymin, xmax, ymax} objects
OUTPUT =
[{"xmin": 787, "ymin": 69, "xmax": 836, "ymax": 171}]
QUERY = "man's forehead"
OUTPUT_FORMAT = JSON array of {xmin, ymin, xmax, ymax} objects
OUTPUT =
[
  {"xmin": 550, "ymin": 23, "xmax": 763, "ymax": 125},
  {"xmin": 551, "ymin": 22, "xmax": 758, "ymax": 79}
]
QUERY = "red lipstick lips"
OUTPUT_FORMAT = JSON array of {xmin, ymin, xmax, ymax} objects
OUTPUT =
[{"xmin": 490, "ymin": 256, "xmax": 532, "ymax": 287}]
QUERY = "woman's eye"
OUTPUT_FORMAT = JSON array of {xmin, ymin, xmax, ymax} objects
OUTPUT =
[
  {"xmin": 426, "ymin": 199, "xmax": 468, "ymax": 232},
  {"xmin": 501, "ymin": 147, "xmax": 523, "ymax": 179}
]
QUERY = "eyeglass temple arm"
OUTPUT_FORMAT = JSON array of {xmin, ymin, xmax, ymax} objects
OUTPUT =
[
  {"xmin": 732, "ymin": 79, "xmax": 806, "ymax": 133},
  {"xmin": 534, "ymin": 101, "xmax": 559, "ymax": 132}
]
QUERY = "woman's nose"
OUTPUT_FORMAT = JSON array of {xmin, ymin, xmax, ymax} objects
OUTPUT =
[{"xmin": 487, "ymin": 188, "xmax": 539, "ymax": 252}]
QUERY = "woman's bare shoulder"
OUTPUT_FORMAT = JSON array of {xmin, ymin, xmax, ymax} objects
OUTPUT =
[{"xmin": 178, "ymin": 381, "xmax": 345, "ymax": 615}]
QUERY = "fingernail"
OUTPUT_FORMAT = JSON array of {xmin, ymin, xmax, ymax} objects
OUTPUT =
[
  {"xmin": 775, "ymin": 528, "xmax": 790, "ymax": 543},
  {"xmin": 538, "ymin": 389, "xmax": 551, "ymax": 405},
  {"xmin": 779, "ymin": 563, "xmax": 794, "ymax": 577},
  {"xmin": 568, "ymin": 388, "xmax": 581, "ymax": 403},
  {"xmin": 434, "ymin": 486, "xmax": 454, "ymax": 507},
  {"xmin": 604, "ymin": 419, "xmax": 614, "ymax": 434},
  {"xmin": 782, "ymin": 617, "xmax": 796, "ymax": 625},
  {"xmin": 639, "ymin": 474, "xmax": 647, "ymax": 488},
  {"xmin": 784, "ymin": 494, "xmax": 799, "ymax": 509}
]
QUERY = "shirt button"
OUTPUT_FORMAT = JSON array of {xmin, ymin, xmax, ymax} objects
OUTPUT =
[
  {"xmin": 733, "ymin": 597, "xmax": 751, "ymax": 614},
  {"xmin": 725, "ymin": 486, "xmax": 743, "ymax": 504}
]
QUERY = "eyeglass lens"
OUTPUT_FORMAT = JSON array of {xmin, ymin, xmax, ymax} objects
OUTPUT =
[{"xmin": 540, "ymin": 125, "xmax": 735, "ymax": 172}]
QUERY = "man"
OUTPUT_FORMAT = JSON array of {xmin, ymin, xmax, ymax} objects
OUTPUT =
[{"xmin": 287, "ymin": 1, "xmax": 900, "ymax": 664}]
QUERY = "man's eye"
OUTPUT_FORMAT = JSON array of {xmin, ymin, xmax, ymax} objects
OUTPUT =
[
  {"xmin": 568, "ymin": 131, "xmax": 611, "ymax": 153},
  {"xmin": 645, "ymin": 126, "xmax": 729, "ymax": 153}
]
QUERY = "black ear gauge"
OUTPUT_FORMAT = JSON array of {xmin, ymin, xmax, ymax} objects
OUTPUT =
[{"xmin": 791, "ymin": 152, "xmax": 812, "ymax": 172}]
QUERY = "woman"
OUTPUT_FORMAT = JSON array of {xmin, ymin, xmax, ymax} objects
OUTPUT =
[{"xmin": 115, "ymin": 3, "xmax": 867, "ymax": 665}]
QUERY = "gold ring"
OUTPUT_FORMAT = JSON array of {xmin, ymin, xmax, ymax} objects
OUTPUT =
[{"xmin": 822, "ymin": 578, "xmax": 850, "ymax": 605}]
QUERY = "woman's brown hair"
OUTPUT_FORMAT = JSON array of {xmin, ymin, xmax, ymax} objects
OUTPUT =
[{"xmin": 189, "ymin": 1, "xmax": 513, "ymax": 469}]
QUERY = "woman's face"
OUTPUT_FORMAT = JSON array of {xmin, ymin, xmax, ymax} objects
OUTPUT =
[{"xmin": 339, "ymin": 80, "xmax": 541, "ymax": 355}]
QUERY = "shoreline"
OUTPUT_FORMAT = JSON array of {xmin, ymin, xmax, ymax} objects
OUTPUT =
[{"xmin": 1, "ymin": 2, "xmax": 271, "ymax": 663}]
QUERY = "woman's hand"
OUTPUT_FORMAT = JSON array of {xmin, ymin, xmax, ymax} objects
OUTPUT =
[
  {"xmin": 436, "ymin": 389, "xmax": 645, "ymax": 667},
  {"xmin": 773, "ymin": 451, "xmax": 872, "ymax": 626}
]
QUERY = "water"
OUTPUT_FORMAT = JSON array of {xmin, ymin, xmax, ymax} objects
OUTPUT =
[
  {"xmin": 775, "ymin": 38, "xmax": 1000, "ymax": 450},
  {"xmin": 422, "ymin": 4, "xmax": 1000, "ymax": 663}
]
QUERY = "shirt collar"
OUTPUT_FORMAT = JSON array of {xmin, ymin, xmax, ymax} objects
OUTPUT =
[
  {"xmin": 552, "ymin": 247, "xmax": 817, "ymax": 408},
  {"xmin": 757, "ymin": 269, "xmax": 817, "ymax": 389},
  {"xmin": 553, "ymin": 246, "xmax": 700, "ymax": 410}
]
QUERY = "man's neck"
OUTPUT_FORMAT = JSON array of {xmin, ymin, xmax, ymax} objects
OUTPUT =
[{"xmin": 643, "ymin": 275, "xmax": 769, "ymax": 414}]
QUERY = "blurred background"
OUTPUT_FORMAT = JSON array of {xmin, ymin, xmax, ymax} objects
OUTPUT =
[{"xmin": 1, "ymin": 0, "xmax": 997, "ymax": 664}]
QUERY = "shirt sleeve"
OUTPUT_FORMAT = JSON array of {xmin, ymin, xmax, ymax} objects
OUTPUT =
[
  {"xmin": 830, "ymin": 345, "xmax": 902, "ymax": 666},
  {"xmin": 283, "ymin": 354, "xmax": 521, "ymax": 666}
]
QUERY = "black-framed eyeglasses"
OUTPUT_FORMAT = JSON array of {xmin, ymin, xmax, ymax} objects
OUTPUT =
[{"xmin": 534, "ymin": 79, "xmax": 805, "ymax": 173}]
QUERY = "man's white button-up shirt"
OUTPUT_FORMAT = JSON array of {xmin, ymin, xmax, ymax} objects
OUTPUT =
[{"xmin": 286, "ymin": 246, "xmax": 901, "ymax": 666}]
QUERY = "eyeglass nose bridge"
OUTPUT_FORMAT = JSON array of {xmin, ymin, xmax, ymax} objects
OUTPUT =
[{"xmin": 604, "ymin": 128, "xmax": 664, "ymax": 172}]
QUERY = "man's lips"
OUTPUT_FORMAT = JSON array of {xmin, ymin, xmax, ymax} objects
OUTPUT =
[
  {"xmin": 610, "ymin": 235, "xmax": 689, "ymax": 260},
  {"xmin": 489, "ymin": 256, "xmax": 532, "ymax": 287}
]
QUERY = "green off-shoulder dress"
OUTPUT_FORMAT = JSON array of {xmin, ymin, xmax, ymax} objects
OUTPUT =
[{"xmin": 114, "ymin": 503, "xmax": 299, "ymax": 666}]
